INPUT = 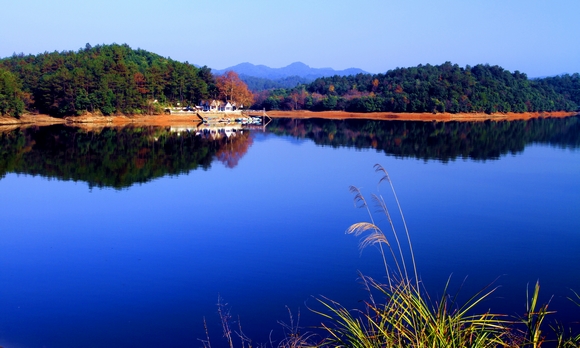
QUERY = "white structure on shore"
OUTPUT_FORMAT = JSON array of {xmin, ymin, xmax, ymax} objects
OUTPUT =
[{"xmin": 199, "ymin": 100, "xmax": 243, "ymax": 113}]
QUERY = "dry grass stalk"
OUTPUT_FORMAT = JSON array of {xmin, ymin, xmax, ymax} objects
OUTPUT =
[{"xmin": 201, "ymin": 165, "xmax": 580, "ymax": 348}]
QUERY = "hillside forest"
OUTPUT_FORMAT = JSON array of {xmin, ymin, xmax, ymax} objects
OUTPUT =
[
  {"xmin": 0, "ymin": 44, "xmax": 579, "ymax": 117},
  {"xmin": 254, "ymin": 63, "xmax": 580, "ymax": 113},
  {"xmin": 0, "ymin": 44, "xmax": 251, "ymax": 118}
]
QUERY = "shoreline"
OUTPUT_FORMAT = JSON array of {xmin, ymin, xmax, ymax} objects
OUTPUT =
[
  {"xmin": 267, "ymin": 110, "xmax": 579, "ymax": 122},
  {"xmin": 1, "ymin": 110, "xmax": 578, "ymax": 127}
]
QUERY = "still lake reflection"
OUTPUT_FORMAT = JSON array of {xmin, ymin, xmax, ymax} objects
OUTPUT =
[{"xmin": 1, "ymin": 116, "xmax": 579, "ymax": 347}]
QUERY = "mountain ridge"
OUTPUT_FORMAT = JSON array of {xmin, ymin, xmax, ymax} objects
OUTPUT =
[{"xmin": 212, "ymin": 61, "xmax": 368, "ymax": 80}]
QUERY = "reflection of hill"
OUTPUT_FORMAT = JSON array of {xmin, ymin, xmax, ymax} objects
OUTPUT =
[
  {"xmin": 0, "ymin": 125, "xmax": 254, "ymax": 189},
  {"xmin": 266, "ymin": 116, "xmax": 580, "ymax": 162}
]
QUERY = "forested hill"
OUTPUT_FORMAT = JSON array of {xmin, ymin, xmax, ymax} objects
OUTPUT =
[
  {"xmin": 1, "ymin": 48, "xmax": 579, "ymax": 118},
  {"xmin": 0, "ymin": 44, "xmax": 215, "ymax": 117},
  {"xmin": 253, "ymin": 62, "xmax": 580, "ymax": 113}
]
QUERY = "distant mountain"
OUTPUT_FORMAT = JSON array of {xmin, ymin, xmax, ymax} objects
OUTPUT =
[{"xmin": 212, "ymin": 62, "xmax": 368, "ymax": 80}]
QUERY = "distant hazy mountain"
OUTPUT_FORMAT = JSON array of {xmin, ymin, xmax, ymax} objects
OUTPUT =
[{"xmin": 212, "ymin": 62, "xmax": 368, "ymax": 80}]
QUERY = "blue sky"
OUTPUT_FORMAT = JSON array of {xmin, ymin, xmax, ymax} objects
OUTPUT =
[{"xmin": 2, "ymin": 0, "xmax": 579, "ymax": 77}]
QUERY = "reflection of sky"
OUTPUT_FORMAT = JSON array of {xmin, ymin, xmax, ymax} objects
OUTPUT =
[{"xmin": 0, "ymin": 134, "xmax": 579, "ymax": 347}]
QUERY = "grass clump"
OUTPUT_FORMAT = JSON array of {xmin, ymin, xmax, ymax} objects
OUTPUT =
[
  {"xmin": 313, "ymin": 164, "xmax": 508, "ymax": 347},
  {"xmin": 202, "ymin": 164, "xmax": 580, "ymax": 347},
  {"xmin": 313, "ymin": 164, "xmax": 580, "ymax": 348}
]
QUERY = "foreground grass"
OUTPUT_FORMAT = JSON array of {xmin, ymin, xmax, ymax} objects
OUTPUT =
[{"xmin": 203, "ymin": 165, "xmax": 580, "ymax": 348}]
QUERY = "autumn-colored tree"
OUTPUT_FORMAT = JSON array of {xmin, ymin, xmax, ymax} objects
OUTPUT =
[
  {"xmin": 216, "ymin": 71, "xmax": 253, "ymax": 108},
  {"xmin": 288, "ymin": 87, "xmax": 308, "ymax": 110},
  {"xmin": 134, "ymin": 72, "xmax": 148, "ymax": 94},
  {"xmin": 371, "ymin": 78, "xmax": 379, "ymax": 92}
]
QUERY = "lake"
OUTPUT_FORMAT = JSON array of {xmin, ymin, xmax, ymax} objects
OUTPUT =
[{"xmin": 1, "ymin": 116, "xmax": 579, "ymax": 347}]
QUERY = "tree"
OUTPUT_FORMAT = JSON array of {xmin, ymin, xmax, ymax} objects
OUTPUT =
[
  {"xmin": 216, "ymin": 71, "xmax": 254, "ymax": 108},
  {"xmin": 0, "ymin": 68, "xmax": 25, "ymax": 117}
]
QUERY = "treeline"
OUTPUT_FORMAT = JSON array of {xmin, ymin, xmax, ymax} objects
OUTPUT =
[
  {"xmin": 253, "ymin": 62, "xmax": 580, "ymax": 113},
  {"xmin": 3, "ymin": 49, "xmax": 579, "ymax": 118},
  {"xmin": 0, "ymin": 43, "xmax": 216, "ymax": 117},
  {"xmin": 240, "ymin": 75, "xmax": 312, "ymax": 91}
]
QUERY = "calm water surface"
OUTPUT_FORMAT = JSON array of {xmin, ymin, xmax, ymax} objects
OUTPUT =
[{"xmin": 0, "ymin": 117, "xmax": 579, "ymax": 347}]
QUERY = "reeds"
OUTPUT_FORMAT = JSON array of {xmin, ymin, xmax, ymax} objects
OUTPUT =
[
  {"xmin": 201, "ymin": 165, "xmax": 580, "ymax": 347},
  {"xmin": 313, "ymin": 164, "xmax": 580, "ymax": 348},
  {"xmin": 201, "ymin": 297, "xmax": 318, "ymax": 348},
  {"xmin": 313, "ymin": 278, "xmax": 509, "ymax": 347}
]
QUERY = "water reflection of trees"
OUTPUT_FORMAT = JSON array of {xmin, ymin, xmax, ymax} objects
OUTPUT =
[
  {"xmin": 266, "ymin": 116, "xmax": 580, "ymax": 162},
  {"xmin": 0, "ymin": 125, "xmax": 254, "ymax": 189},
  {"xmin": 216, "ymin": 133, "xmax": 254, "ymax": 168},
  {"xmin": 2, "ymin": 116, "xmax": 578, "ymax": 188}
]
